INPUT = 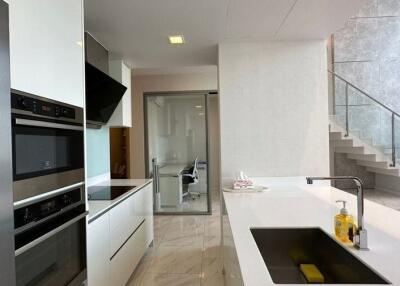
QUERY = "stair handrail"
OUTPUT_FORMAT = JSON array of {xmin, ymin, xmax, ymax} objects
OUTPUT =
[{"xmin": 329, "ymin": 70, "xmax": 398, "ymax": 167}]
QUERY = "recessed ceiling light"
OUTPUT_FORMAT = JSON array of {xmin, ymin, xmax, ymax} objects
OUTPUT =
[
  {"xmin": 169, "ymin": 35, "xmax": 185, "ymax": 44},
  {"xmin": 198, "ymin": 112, "xmax": 204, "ymax": 116},
  {"xmin": 195, "ymin": 105, "xmax": 203, "ymax": 109}
]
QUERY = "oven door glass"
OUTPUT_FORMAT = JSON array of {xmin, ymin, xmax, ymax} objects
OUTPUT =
[
  {"xmin": 15, "ymin": 216, "xmax": 86, "ymax": 286},
  {"xmin": 12, "ymin": 117, "xmax": 84, "ymax": 181}
]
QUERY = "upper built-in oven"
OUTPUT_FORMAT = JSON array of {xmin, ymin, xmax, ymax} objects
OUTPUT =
[{"xmin": 11, "ymin": 90, "xmax": 84, "ymax": 203}]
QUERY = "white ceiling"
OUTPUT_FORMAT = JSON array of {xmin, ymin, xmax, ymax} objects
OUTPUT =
[{"xmin": 85, "ymin": 0, "xmax": 366, "ymax": 69}]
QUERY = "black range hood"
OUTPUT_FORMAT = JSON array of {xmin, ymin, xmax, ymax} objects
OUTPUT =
[{"xmin": 85, "ymin": 62, "xmax": 127, "ymax": 128}]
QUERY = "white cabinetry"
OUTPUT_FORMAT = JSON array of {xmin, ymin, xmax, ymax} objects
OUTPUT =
[
  {"xmin": 108, "ymin": 60, "xmax": 132, "ymax": 127},
  {"xmin": 87, "ymin": 213, "xmax": 110, "ymax": 286},
  {"xmin": 87, "ymin": 183, "xmax": 153, "ymax": 286},
  {"xmin": 109, "ymin": 190, "xmax": 143, "ymax": 256},
  {"xmin": 7, "ymin": 0, "xmax": 85, "ymax": 107}
]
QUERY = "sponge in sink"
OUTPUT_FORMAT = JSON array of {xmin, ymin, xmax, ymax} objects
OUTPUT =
[{"xmin": 300, "ymin": 264, "xmax": 325, "ymax": 283}]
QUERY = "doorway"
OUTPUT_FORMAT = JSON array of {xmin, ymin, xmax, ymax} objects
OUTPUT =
[{"xmin": 144, "ymin": 91, "xmax": 213, "ymax": 214}]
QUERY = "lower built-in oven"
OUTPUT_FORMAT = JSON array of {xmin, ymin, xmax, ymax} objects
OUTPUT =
[
  {"xmin": 11, "ymin": 89, "xmax": 84, "ymax": 203},
  {"xmin": 14, "ymin": 185, "xmax": 87, "ymax": 286}
]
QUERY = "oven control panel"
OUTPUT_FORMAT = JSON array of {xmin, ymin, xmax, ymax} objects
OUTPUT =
[
  {"xmin": 11, "ymin": 93, "xmax": 76, "ymax": 119},
  {"xmin": 14, "ymin": 188, "xmax": 83, "ymax": 230}
]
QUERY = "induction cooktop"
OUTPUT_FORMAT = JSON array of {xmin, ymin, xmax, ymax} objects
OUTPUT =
[{"xmin": 88, "ymin": 185, "xmax": 136, "ymax": 200}]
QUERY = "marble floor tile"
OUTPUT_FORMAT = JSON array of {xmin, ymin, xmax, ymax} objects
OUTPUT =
[
  {"xmin": 167, "ymin": 216, "xmax": 206, "ymax": 234},
  {"xmin": 201, "ymin": 257, "xmax": 223, "ymax": 277},
  {"xmin": 139, "ymin": 273, "xmax": 201, "ymax": 286},
  {"xmin": 205, "ymin": 217, "xmax": 222, "ymax": 236},
  {"xmin": 149, "ymin": 246, "xmax": 203, "ymax": 274},
  {"xmin": 143, "ymin": 192, "xmax": 225, "ymax": 285},
  {"xmin": 160, "ymin": 231, "xmax": 204, "ymax": 247},
  {"xmin": 127, "ymin": 258, "xmax": 151, "ymax": 286},
  {"xmin": 200, "ymin": 273, "xmax": 224, "ymax": 286},
  {"xmin": 203, "ymin": 235, "xmax": 222, "ymax": 258}
]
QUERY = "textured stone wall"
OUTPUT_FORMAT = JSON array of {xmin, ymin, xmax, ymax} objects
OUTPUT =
[
  {"xmin": 333, "ymin": 0, "xmax": 400, "ymax": 147},
  {"xmin": 332, "ymin": 0, "xmax": 400, "ymax": 187}
]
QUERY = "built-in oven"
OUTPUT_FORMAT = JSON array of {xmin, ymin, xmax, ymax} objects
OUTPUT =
[
  {"xmin": 14, "ymin": 185, "xmax": 87, "ymax": 286},
  {"xmin": 11, "ymin": 89, "xmax": 84, "ymax": 203}
]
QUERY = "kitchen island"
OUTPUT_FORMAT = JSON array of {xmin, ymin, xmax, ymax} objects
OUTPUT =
[{"xmin": 222, "ymin": 177, "xmax": 400, "ymax": 286}]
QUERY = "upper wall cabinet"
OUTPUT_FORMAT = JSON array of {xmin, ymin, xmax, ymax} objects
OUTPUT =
[
  {"xmin": 7, "ymin": 0, "xmax": 85, "ymax": 107},
  {"xmin": 108, "ymin": 60, "xmax": 132, "ymax": 127}
]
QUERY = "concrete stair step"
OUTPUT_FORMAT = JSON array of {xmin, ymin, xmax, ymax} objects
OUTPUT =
[
  {"xmin": 330, "ymin": 139, "xmax": 356, "ymax": 148},
  {"xmin": 334, "ymin": 146, "xmax": 365, "ymax": 154},
  {"xmin": 356, "ymin": 160, "xmax": 390, "ymax": 169},
  {"xmin": 347, "ymin": 153, "xmax": 377, "ymax": 162},
  {"xmin": 366, "ymin": 166, "xmax": 400, "ymax": 177}
]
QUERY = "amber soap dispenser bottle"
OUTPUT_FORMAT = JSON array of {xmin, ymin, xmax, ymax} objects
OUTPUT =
[{"xmin": 334, "ymin": 200, "xmax": 355, "ymax": 244}]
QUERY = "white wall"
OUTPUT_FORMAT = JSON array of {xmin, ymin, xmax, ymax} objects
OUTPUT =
[{"xmin": 218, "ymin": 41, "xmax": 329, "ymax": 184}]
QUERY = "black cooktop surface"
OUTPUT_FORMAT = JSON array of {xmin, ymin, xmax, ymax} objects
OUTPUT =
[{"xmin": 88, "ymin": 185, "xmax": 136, "ymax": 200}]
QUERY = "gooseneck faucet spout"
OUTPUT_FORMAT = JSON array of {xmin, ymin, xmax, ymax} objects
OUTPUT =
[{"xmin": 306, "ymin": 176, "xmax": 368, "ymax": 250}]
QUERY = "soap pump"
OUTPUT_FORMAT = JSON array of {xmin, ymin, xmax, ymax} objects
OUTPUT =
[{"xmin": 334, "ymin": 200, "xmax": 355, "ymax": 244}]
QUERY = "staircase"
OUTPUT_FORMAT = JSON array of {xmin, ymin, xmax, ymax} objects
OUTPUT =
[
  {"xmin": 329, "ymin": 70, "xmax": 400, "ymax": 178},
  {"xmin": 330, "ymin": 118, "xmax": 400, "ymax": 177}
]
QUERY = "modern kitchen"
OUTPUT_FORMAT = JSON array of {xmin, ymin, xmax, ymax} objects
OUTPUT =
[{"xmin": 2, "ymin": 0, "xmax": 400, "ymax": 286}]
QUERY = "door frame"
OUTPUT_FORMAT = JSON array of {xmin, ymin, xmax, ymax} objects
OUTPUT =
[{"xmin": 143, "ymin": 90, "xmax": 217, "ymax": 215}]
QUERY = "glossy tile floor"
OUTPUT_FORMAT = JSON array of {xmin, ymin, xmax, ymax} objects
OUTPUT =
[
  {"xmin": 127, "ymin": 191, "xmax": 223, "ymax": 286},
  {"xmin": 156, "ymin": 194, "xmax": 208, "ymax": 213}
]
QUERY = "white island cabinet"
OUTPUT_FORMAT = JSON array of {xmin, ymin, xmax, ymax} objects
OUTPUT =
[
  {"xmin": 88, "ymin": 182, "xmax": 153, "ymax": 286},
  {"xmin": 6, "ymin": 0, "xmax": 85, "ymax": 107}
]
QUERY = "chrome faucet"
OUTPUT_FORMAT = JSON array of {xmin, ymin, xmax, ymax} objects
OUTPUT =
[{"xmin": 306, "ymin": 176, "xmax": 368, "ymax": 250}]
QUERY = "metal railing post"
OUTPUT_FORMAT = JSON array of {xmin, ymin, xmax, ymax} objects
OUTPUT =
[
  {"xmin": 345, "ymin": 83, "xmax": 349, "ymax": 137},
  {"xmin": 391, "ymin": 113, "xmax": 396, "ymax": 167}
]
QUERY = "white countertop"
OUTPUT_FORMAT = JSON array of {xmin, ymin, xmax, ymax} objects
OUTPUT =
[
  {"xmin": 223, "ymin": 177, "xmax": 400, "ymax": 286},
  {"xmin": 87, "ymin": 179, "xmax": 152, "ymax": 223}
]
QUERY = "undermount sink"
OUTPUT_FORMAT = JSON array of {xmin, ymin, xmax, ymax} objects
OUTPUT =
[{"xmin": 251, "ymin": 228, "xmax": 390, "ymax": 284}]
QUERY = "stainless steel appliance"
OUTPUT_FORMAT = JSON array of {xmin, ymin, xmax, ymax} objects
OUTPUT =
[
  {"xmin": 14, "ymin": 185, "xmax": 87, "ymax": 286},
  {"xmin": 0, "ymin": 1, "xmax": 16, "ymax": 285},
  {"xmin": 11, "ymin": 90, "xmax": 84, "ymax": 204}
]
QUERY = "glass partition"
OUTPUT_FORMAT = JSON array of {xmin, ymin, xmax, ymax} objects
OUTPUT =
[
  {"xmin": 145, "ymin": 93, "xmax": 210, "ymax": 214},
  {"xmin": 333, "ymin": 73, "xmax": 400, "ymax": 166}
]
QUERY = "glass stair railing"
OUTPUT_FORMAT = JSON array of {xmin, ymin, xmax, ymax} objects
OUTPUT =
[{"xmin": 330, "ymin": 70, "xmax": 400, "ymax": 167}]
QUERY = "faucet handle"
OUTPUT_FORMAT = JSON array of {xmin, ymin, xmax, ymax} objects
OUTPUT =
[{"xmin": 354, "ymin": 229, "xmax": 368, "ymax": 250}]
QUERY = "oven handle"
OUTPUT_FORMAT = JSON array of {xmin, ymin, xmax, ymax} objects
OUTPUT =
[
  {"xmin": 14, "ymin": 181, "xmax": 85, "ymax": 209},
  {"xmin": 15, "ymin": 118, "xmax": 83, "ymax": 131},
  {"xmin": 15, "ymin": 211, "xmax": 88, "ymax": 257}
]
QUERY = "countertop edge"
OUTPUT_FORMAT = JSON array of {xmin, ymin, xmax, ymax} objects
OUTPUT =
[{"xmin": 88, "ymin": 180, "xmax": 152, "ymax": 224}]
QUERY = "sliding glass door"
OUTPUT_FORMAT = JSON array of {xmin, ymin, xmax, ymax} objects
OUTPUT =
[{"xmin": 145, "ymin": 92, "xmax": 210, "ymax": 214}]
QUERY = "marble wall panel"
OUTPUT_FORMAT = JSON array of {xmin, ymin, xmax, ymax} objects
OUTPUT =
[
  {"xmin": 378, "ymin": 0, "xmax": 400, "ymax": 16},
  {"xmin": 357, "ymin": 0, "xmax": 378, "ymax": 17}
]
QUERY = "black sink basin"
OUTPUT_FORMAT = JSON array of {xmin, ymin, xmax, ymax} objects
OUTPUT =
[{"xmin": 251, "ymin": 228, "xmax": 390, "ymax": 284}]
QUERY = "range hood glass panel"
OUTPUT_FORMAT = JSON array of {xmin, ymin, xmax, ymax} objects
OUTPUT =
[{"xmin": 85, "ymin": 62, "xmax": 127, "ymax": 125}]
